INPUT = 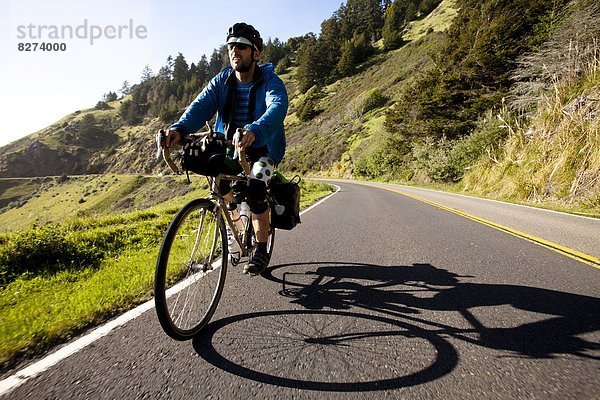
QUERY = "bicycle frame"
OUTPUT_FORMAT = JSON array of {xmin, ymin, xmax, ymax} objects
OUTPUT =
[
  {"xmin": 208, "ymin": 173, "xmax": 254, "ymax": 257},
  {"xmin": 156, "ymin": 127, "xmax": 270, "ymax": 259}
]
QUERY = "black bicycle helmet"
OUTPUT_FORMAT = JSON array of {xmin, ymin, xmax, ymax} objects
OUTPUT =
[{"xmin": 227, "ymin": 22, "xmax": 263, "ymax": 51}]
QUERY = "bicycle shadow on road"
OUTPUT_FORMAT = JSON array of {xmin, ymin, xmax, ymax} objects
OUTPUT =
[
  {"xmin": 263, "ymin": 262, "xmax": 600, "ymax": 360},
  {"xmin": 192, "ymin": 308, "xmax": 459, "ymax": 391},
  {"xmin": 192, "ymin": 262, "xmax": 599, "ymax": 392}
]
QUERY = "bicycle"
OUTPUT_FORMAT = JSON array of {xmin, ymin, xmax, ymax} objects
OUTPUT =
[{"xmin": 153, "ymin": 128, "xmax": 275, "ymax": 341}]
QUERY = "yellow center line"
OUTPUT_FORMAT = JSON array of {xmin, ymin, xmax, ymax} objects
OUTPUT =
[{"xmin": 347, "ymin": 180, "xmax": 600, "ymax": 270}]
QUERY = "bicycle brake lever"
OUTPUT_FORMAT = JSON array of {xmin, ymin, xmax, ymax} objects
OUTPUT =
[
  {"xmin": 156, "ymin": 129, "xmax": 165, "ymax": 160},
  {"xmin": 232, "ymin": 129, "xmax": 251, "ymax": 176},
  {"xmin": 232, "ymin": 130, "xmax": 241, "ymax": 160},
  {"xmin": 156, "ymin": 129, "xmax": 180, "ymax": 174}
]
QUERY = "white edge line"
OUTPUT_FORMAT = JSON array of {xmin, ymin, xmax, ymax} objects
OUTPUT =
[
  {"xmin": 0, "ymin": 184, "xmax": 341, "ymax": 397},
  {"xmin": 300, "ymin": 184, "xmax": 340, "ymax": 216},
  {"xmin": 0, "ymin": 299, "xmax": 155, "ymax": 396}
]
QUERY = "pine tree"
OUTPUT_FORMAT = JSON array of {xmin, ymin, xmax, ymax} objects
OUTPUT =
[
  {"xmin": 141, "ymin": 65, "xmax": 153, "ymax": 81},
  {"xmin": 103, "ymin": 91, "xmax": 118, "ymax": 102},
  {"xmin": 159, "ymin": 56, "xmax": 174, "ymax": 80},
  {"xmin": 296, "ymin": 34, "xmax": 331, "ymax": 92},
  {"xmin": 208, "ymin": 48, "xmax": 224, "ymax": 77},
  {"xmin": 119, "ymin": 81, "xmax": 131, "ymax": 96},
  {"xmin": 261, "ymin": 38, "xmax": 286, "ymax": 66},
  {"xmin": 172, "ymin": 53, "xmax": 189, "ymax": 84},
  {"xmin": 382, "ymin": 0, "xmax": 408, "ymax": 51},
  {"xmin": 197, "ymin": 55, "xmax": 209, "ymax": 86}
]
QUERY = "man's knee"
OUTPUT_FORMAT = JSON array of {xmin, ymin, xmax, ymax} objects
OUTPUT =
[{"xmin": 246, "ymin": 178, "xmax": 269, "ymax": 214}]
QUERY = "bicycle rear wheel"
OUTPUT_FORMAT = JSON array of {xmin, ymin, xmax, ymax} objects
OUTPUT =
[{"xmin": 154, "ymin": 198, "xmax": 227, "ymax": 340}]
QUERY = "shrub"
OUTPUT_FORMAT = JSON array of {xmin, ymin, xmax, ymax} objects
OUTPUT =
[
  {"xmin": 441, "ymin": 112, "xmax": 509, "ymax": 181},
  {"xmin": 361, "ymin": 89, "xmax": 389, "ymax": 114},
  {"xmin": 296, "ymin": 86, "xmax": 323, "ymax": 121},
  {"xmin": 275, "ymin": 55, "xmax": 291, "ymax": 75},
  {"xmin": 95, "ymin": 101, "xmax": 112, "ymax": 110},
  {"xmin": 409, "ymin": 137, "xmax": 453, "ymax": 181},
  {"xmin": 0, "ymin": 225, "xmax": 103, "ymax": 286},
  {"xmin": 354, "ymin": 133, "xmax": 411, "ymax": 179}
]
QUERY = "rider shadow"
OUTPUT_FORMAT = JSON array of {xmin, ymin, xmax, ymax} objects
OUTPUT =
[{"xmin": 263, "ymin": 262, "xmax": 600, "ymax": 360}]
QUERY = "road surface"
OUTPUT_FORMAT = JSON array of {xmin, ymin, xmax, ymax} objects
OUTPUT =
[{"xmin": 3, "ymin": 180, "xmax": 599, "ymax": 399}]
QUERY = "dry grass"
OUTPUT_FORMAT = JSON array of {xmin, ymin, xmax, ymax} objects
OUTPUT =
[{"xmin": 461, "ymin": 38, "xmax": 600, "ymax": 213}]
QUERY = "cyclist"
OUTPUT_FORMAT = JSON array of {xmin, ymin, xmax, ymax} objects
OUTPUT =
[{"xmin": 163, "ymin": 22, "xmax": 288, "ymax": 275}]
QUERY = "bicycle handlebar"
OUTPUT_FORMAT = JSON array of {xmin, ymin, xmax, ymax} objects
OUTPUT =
[{"xmin": 156, "ymin": 127, "xmax": 251, "ymax": 176}]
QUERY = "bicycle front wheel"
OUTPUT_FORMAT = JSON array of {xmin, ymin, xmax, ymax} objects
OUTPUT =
[{"xmin": 154, "ymin": 198, "xmax": 227, "ymax": 340}]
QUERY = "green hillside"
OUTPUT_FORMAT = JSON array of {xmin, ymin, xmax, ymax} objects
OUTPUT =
[
  {"xmin": 0, "ymin": 174, "xmax": 196, "ymax": 231},
  {"xmin": 0, "ymin": 0, "xmax": 598, "ymax": 213}
]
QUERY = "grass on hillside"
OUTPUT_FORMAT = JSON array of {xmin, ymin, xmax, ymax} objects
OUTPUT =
[
  {"xmin": 403, "ymin": 0, "xmax": 459, "ymax": 42},
  {"xmin": 460, "ymin": 41, "xmax": 600, "ymax": 215},
  {"xmin": 0, "ymin": 178, "xmax": 334, "ymax": 372},
  {"xmin": 0, "ymin": 174, "xmax": 202, "ymax": 232},
  {"xmin": 283, "ymin": 31, "xmax": 445, "ymax": 176},
  {"xmin": 0, "ymin": 178, "xmax": 48, "ymax": 210}
]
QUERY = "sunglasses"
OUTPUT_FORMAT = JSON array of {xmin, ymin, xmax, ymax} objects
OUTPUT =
[{"xmin": 228, "ymin": 43, "xmax": 250, "ymax": 51}]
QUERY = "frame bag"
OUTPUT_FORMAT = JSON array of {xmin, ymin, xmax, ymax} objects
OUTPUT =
[{"xmin": 270, "ymin": 175, "xmax": 301, "ymax": 230}]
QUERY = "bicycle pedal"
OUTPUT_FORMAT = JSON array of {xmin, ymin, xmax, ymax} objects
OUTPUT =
[{"xmin": 229, "ymin": 254, "xmax": 248, "ymax": 266}]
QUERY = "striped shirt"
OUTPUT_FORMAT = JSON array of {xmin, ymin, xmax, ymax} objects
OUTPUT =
[{"xmin": 232, "ymin": 82, "xmax": 253, "ymax": 129}]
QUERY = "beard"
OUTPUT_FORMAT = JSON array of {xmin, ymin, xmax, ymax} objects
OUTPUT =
[
  {"xmin": 231, "ymin": 50, "xmax": 256, "ymax": 73},
  {"xmin": 233, "ymin": 61, "xmax": 252, "ymax": 72},
  {"xmin": 233, "ymin": 60, "xmax": 253, "ymax": 73}
]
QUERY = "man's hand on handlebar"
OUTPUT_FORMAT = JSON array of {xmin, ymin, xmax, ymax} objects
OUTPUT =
[
  {"xmin": 237, "ymin": 129, "xmax": 255, "ymax": 150},
  {"xmin": 163, "ymin": 129, "xmax": 182, "ymax": 148}
]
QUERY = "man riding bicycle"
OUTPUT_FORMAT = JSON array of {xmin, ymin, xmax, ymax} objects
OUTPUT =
[{"xmin": 163, "ymin": 22, "xmax": 288, "ymax": 275}]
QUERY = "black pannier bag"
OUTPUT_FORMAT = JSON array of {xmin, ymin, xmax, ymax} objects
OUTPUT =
[
  {"xmin": 270, "ymin": 174, "xmax": 301, "ymax": 230},
  {"xmin": 181, "ymin": 134, "xmax": 232, "ymax": 177}
]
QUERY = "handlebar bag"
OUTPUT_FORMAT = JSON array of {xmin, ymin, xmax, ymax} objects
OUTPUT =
[{"xmin": 181, "ymin": 136, "xmax": 229, "ymax": 177}]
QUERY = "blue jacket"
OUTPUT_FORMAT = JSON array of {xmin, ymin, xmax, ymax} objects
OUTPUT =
[{"xmin": 170, "ymin": 63, "xmax": 288, "ymax": 164}]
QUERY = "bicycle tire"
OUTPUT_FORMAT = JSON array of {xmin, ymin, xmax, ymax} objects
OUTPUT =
[{"xmin": 154, "ymin": 198, "xmax": 227, "ymax": 340}]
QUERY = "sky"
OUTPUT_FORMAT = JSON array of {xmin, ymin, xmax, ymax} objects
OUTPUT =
[{"xmin": 0, "ymin": 0, "xmax": 342, "ymax": 147}]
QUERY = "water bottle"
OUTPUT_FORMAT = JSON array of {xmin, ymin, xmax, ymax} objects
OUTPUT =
[
  {"xmin": 227, "ymin": 203, "xmax": 243, "ymax": 265},
  {"xmin": 227, "ymin": 203, "xmax": 245, "ymax": 233},
  {"xmin": 239, "ymin": 201, "xmax": 250, "ymax": 228}
]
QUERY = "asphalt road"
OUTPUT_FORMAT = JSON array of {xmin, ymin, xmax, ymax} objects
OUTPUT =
[
  {"xmin": 4, "ymin": 181, "xmax": 600, "ymax": 399},
  {"xmin": 329, "ymin": 179, "xmax": 600, "ymax": 259}
]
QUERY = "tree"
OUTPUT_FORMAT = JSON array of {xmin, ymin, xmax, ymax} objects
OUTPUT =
[
  {"xmin": 196, "ymin": 55, "xmax": 209, "ymax": 86},
  {"xmin": 295, "ymin": 34, "xmax": 332, "ymax": 92},
  {"xmin": 208, "ymin": 48, "xmax": 225, "ymax": 77},
  {"xmin": 172, "ymin": 53, "xmax": 189, "ymax": 84},
  {"xmin": 158, "ymin": 55, "xmax": 174, "ymax": 80},
  {"xmin": 103, "ymin": 91, "xmax": 118, "ymax": 102},
  {"xmin": 336, "ymin": 33, "xmax": 375, "ymax": 77},
  {"xmin": 141, "ymin": 65, "xmax": 153, "ymax": 81},
  {"xmin": 261, "ymin": 38, "xmax": 286, "ymax": 66},
  {"xmin": 119, "ymin": 81, "xmax": 131, "ymax": 96},
  {"xmin": 382, "ymin": 0, "xmax": 409, "ymax": 51},
  {"xmin": 338, "ymin": 0, "xmax": 385, "ymax": 43},
  {"xmin": 319, "ymin": 17, "xmax": 343, "ymax": 78}
]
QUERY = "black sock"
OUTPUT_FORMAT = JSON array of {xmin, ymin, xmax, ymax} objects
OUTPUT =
[{"xmin": 257, "ymin": 242, "xmax": 268, "ymax": 254}]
